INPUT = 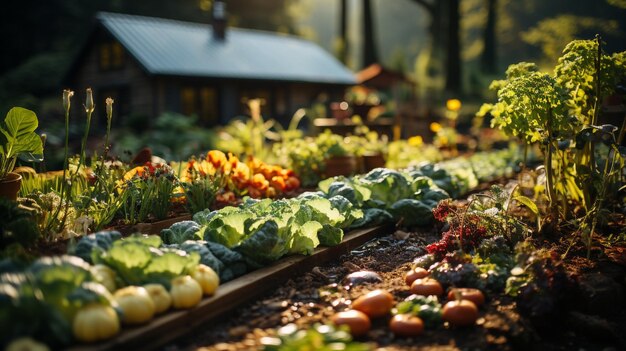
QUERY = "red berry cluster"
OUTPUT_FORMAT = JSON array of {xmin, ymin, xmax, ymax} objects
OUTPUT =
[
  {"xmin": 432, "ymin": 199, "xmax": 455, "ymax": 222},
  {"xmin": 426, "ymin": 214, "xmax": 487, "ymax": 259}
]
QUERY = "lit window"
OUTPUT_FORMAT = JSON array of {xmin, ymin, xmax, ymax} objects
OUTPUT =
[
  {"xmin": 200, "ymin": 87, "xmax": 218, "ymax": 125},
  {"xmin": 111, "ymin": 42, "xmax": 125, "ymax": 68},
  {"xmin": 99, "ymin": 44, "xmax": 111, "ymax": 70},
  {"xmin": 181, "ymin": 87, "xmax": 196, "ymax": 116},
  {"xmin": 99, "ymin": 42, "xmax": 125, "ymax": 71}
]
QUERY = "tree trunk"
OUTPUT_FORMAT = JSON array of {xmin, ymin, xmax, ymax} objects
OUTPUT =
[
  {"xmin": 480, "ymin": 0, "xmax": 497, "ymax": 73},
  {"xmin": 445, "ymin": 0, "xmax": 462, "ymax": 95},
  {"xmin": 362, "ymin": 0, "xmax": 378, "ymax": 67},
  {"xmin": 339, "ymin": 0, "xmax": 348, "ymax": 64}
]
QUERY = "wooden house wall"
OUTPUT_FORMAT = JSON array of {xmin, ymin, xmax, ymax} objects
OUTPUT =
[
  {"xmin": 70, "ymin": 33, "xmax": 153, "ymax": 127},
  {"xmin": 69, "ymin": 31, "xmax": 351, "ymax": 128}
]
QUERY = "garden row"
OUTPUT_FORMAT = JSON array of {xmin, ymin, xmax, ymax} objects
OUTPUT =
[{"xmin": 0, "ymin": 147, "xmax": 522, "ymax": 350}]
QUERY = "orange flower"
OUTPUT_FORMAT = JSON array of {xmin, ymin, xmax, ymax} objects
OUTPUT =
[
  {"xmin": 231, "ymin": 160, "xmax": 250, "ymax": 183},
  {"xmin": 266, "ymin": 186, "xmax": 277, "ymax": 198},
  {"xmin": 280, "ymin": 168, "xmax": 295, "ymax": 178},
  {"xmin": 123, "ymin": 166, "xmax": 145, "ymax": 181},
  {"xmin": 207, "ymin": 150, "xmax": 227, "ymax": 169},
  {"xmin": 216, "ymin": 190, "xmax": 236, "ymax": 204},
  {"xmin": 250, "ymin": 173, "xmax": 269, "ymax": 191},
  {"xmin": 247, "ymin": 186, "xmax": 263, "ymax": 199},
  {"xmin": 246, "ymin": 155, "xmax": 264, "ymax": 171},
  {"xmin": 284, "ymin": 176, "xmax": 301, "ymax": 192},
  {"xmin": 270, "ymin": 176, "xmax": 286, "ymax": 192}
]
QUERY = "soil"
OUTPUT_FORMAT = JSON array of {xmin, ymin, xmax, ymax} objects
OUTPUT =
[{"xmin": 162, "ymin": 210, "xmax": 626, "ymax": 351}]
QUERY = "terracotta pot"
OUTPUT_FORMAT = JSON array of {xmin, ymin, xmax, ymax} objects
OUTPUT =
[
  {"xmin": 0, "ymin": 172, "xmax": 22, "ymax": 201},
  {"xmin": 361, "ymin": 153, "xmax": 386, "ymax": 173},
  {"xmin": 330, "ymin": 102, "xmax": 351, "ymax": 120},
  {"xmin": 324, "ymin": 155, "xmax": 357, "ymax": 178}
]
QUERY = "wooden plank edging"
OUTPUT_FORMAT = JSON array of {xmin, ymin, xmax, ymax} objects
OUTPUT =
[{"xmin": 68, "ymin": 224, "xmax": 393, "ymax": 351}]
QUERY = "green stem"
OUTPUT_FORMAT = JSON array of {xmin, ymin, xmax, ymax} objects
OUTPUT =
[
  {"xmin": 545, "ymin": 108, "xmax": 558, "ymax": 216},
  {"xmin": 45, "ymin": 104, "xmax": 72, "ymax": 234}
]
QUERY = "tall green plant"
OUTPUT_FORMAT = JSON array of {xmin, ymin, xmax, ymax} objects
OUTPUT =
[
  {"xmin": 480, "ymin": 37, "xmax": 626, "ymax": 255},
  {"xmin": 0, "ymin": 107, "xmax": 44, "ymax": 179},
  {"xmin": 554, "ymin": 38, "xmax": 626, "ymax": 208},
  {"xmin": 481, "ymin": 69, "xmax": 569, "ymax": 212}
]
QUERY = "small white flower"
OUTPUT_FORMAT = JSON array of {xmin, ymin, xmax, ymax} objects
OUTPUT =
[
  {"xmin": 483, "ymin": 207, "xmax": 500, "ymax": 216},
  {"xmin": 85, "ymin": 88, "xmax": 95, "ymax": 114},
  {"xmin": 63, "ymin": 89, "xmax": 74, "ymax": 113}
]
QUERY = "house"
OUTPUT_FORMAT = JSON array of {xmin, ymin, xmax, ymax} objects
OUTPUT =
[{"xmin": 65, "ymin": 9, "xmax": 356, "ymax": 127}]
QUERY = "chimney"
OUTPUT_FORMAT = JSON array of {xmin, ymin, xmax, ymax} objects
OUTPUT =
[{"xmin": 212, "ymin": 0, "xmax": 227, "ymax": 41}]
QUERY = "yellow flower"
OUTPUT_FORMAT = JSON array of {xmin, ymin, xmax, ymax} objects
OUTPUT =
[
  {"xmin": 430, "ymin": 122, "xmax": 442, "ymax": 133},
  {"xmin": 408, "ymin": 135, "xmax": 423, "ymax": 147},
  {"xmin": 446, "ymin": 98, "xmax": 462, "ymax": 112}
]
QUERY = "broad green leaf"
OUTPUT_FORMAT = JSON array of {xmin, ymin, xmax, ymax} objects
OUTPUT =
[
  {"xmin": 513, "ymin": 195, "xmax": 539, "ymax": 215},
  {"xmin": 289, "ymin": 221, "xmax": 322, "ymax": 255},
  {"xmin": 318, "ymin": 224, "xmax": 344, "ymax": 246},
  {"xmin": 306, "ymin": 197, "xmax": 345, "ymax": 225},
  {"xmin": 1, "ymin": 107, "xmax": 43, "ymax": 161},
  {"xmin": 127, "ymin": 234, "xmax": 162, "ymax": 248},
  {"xmin": 144, "ymin": 249, "xmax": 199, "ymax": 282}
]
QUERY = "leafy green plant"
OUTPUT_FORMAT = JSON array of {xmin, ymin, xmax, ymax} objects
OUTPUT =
[
  {"xmin": 119, "ymin": 163, "xmax": 178, "ymax": 224},
  {"xmin": 480, "ymin": 38, "xmax": 626, "ymax": 222},
  {"xmin": 93, "ymin": 235, "xmax": 199, "ymax": 287},
  {"xmin": 25, "ymin": 191, "xmax": 76, "ymax": 242},
  {"xmin": 0, "ymin": 197, "xmax": 41, "ymax": 255},
  {"xmin": 197, "ymin": 194, "xmax": 360, "ymax": 267},
  {"xmin": 68, "ymin": 230, "xmax": 122, "ymax": 264},
  {"xmin": 0, "ymin": 256, "xmax": 111, "ymax": 348},
  {"xmin": 0, "ymin": 107, "xmax": 44, "ymax": 179},
  {"xmin": 160, "ymin": 221, "xmax": 202, "ymax": 245},
  {"xmin": 393, "ymin": 294, "xmax": 442, "ymax": 328},
  {"xmin": 262, "ymin": 323, "xmax": 371, "ymax": 351},
  {"xmin": 181, "ymin": 173, "xmax": 221, "ymax": 214}
]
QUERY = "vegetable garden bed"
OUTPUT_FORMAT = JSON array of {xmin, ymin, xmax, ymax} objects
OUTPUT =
[
  {"xmin": 67, "ymin": 225, "xmax": 392, "ymax": 351},
  {"xmin": 164, "ymin": 219, "xmax": 626, "ymax": 351}
]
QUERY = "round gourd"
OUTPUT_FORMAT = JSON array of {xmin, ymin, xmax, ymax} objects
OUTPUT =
[
  {"xmin": 170, "ymin": 275, "xmax": 203, "ymax": 309},
  {"xmin": 143, "ymin": 283, "xmax": 172, "ymax": 314},
  {"xmin": 389, "ymin": 314, "xmax": 424, "ymax": 337},
  {"xmin": 447, "ymin": 288, "xmax": 485, "ymax": 307},
  {"xmin": 114, "ymin": 286, "xmax": 156, "ymax": 324},
  {"xmin": 91, "ymin": 264, "xmax": 117, "ymax": 292},
  {"xmin": 330, "ymin": 310, "xmax": 371, "ymax": 337},
  {"xmin": 442, "ymin": 299, "xmax": 479, "ymax": 327},
  {"xmin": 410, "ymin": 278, "xmax": 443, "ymax": 296},
  {"xmin": 72, "ymin": 303, "xmax": 120, "ymax": 343},
  {"xmin": 352, "ymin": 289, "xmax": 394, "ymax": 318},
  {"xmin": 190, "ymin": 264, "xmax": 220, "ymax": 296},
  {"xmin": 404, "ymin": 267, "xmax": 429, "ymax": 286}
]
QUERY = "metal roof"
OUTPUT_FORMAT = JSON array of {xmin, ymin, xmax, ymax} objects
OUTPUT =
[{"xmin": 96, "ymin": 12, "xmax": 356, "ymax": 85}]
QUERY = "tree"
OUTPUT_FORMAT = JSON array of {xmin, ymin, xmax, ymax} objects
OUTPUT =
[
  {"xmin": 409, "ymin": 0, "xmax": 462, "ymax": 95},
  {"xmin": 480, "ymin": 0, "xmax": 498, "ymax": 73},
  {"xmin": 338, "ymin": 0, "xmax": 349, "ymax": 64},
  {"xmin": 362, "ymin": 0, "xmax": 379, "ymax": 67},
  {"xmin": 445, "ymin": 0, "xmax": 462, "ymax": 94},
  {"xmin": 521, "ymin": 15, "xmax": 619, "ymax": 66}
]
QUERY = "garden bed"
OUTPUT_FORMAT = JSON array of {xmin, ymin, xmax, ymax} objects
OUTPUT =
[
  {"xmin": 164, "ymin": 199, "xmax": 626, "ymax": 351},
  {"xmin": 66, "ymin": 225, "xmax": 393, "ymax": 351}
]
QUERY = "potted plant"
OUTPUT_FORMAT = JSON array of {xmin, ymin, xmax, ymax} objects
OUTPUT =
[
  {"xmin": 0, "ymin": 107, "xmax": 44, "ymax": 200},
  {"xmin": 316, "ymin": 130, "xmax": 357, "ymax": 178},
  {"xmin": 348, "ymin": 126, "xmax": 388, "ymax": 173}
]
